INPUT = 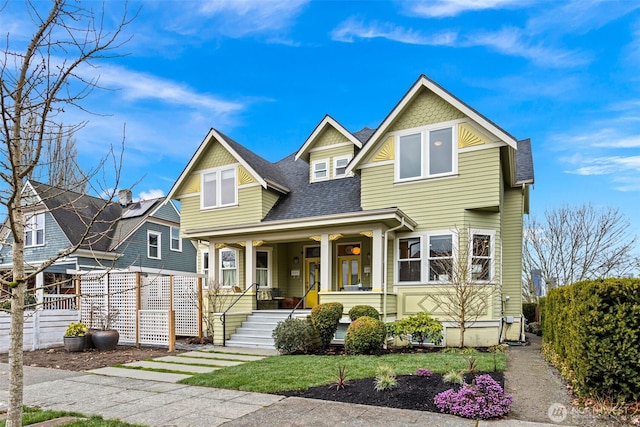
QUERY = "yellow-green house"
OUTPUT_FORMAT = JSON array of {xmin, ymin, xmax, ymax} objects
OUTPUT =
[{"xmin": 166, "ymin": 75, "xmax": 534, "ymax": 348}]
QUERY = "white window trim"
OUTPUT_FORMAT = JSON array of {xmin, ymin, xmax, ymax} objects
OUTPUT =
[
  {"xmin": 396, "ymin": 235, "xmax": 422, "ymax": 284},
  {"xmin": 147, "ymin": 230, "xmax": 161, "ymax": 260},
  {"xmin": 470, "ymin": 229, "xmax": 495, "ymax": 283},
  {"xmin": 311, "ymin": 159, "xmax": 329, "ymax": 182},
  {"xmin": 427, "ymin": 231, "xmax": 457, "ymax": 284},
  {"xmin": 25, "ymin": 212, "xmax": 45, "ymax": 248},
  {"xmin": 394, "ymin": 120, "xmax": 459, "ymax": 183},
  {"xmin": 219, "ymin": 247, "xmax": 238, "ymax": 288},
  {"xmin": 333, "ymin": 155, "xmax": 352, "ymax": 179},
  {"xmin": 200, "ymin": 166, "xmax": 238, "ymax": 210},
  {"xmin": 201, "ymin": 250, "xmax": 209, "ymax": 288},
  {"xmin": 255, "ymin": 247, "xmax": 273, "ymax": 288},
  {"xmin": 170, "ymin": 226, "xmax": 182, "ymax": 252}
]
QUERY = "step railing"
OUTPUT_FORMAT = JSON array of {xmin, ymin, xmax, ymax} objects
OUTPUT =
[
  {"xmin": 220, "ymin": 283, "xmax": 259, "ymax": 346},
  {"xmin": 288, "ymin": 281, "xmax": 318, "ymax": 319}
]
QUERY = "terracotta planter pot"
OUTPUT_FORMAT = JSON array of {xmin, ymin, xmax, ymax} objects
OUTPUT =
[
  {"xmin": 63, "ymin": 336, "xmax": 86, "ymax": 352},
  {"xmin": 92, "ymin": 329, "xmax": 119, "ymax": 351}
]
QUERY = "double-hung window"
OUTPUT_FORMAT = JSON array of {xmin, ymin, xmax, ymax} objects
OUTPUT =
[
  {"xmin": 397, "ymin": 125, "xmax": 455, "ymax": 181},
  {"xmin": 219, "ymin": 248, "xmax": 238, "ymax": 287},
  {"xmin": 312, "ymin": 159, "xmax": 328, "ymax": 182},
  {"xmin": 471, "ymin": 230, "xmax": 494, "ymax": 281},
  {"xmin": 25, "ymin": 213, "xmax": 45, "ymax": 247},
  {"xmin": 148, "ymin": 231, "xmax": 161, "ymax": 260},
  {"xmin": 170, "ymin": 226, "xmax": 181, "ymax": 251},
  {"xmin": 334, "ymin": 156, "xmax": 351, "ymax": 178},
  {"xmin": 255, "ymin": 249, "xmax": 271, "ymax": 287},
  {"xmin": 202, "ymin": 167, "xmax": 237, "ymax": 209},
  {"xmin": 398, "ymin": 237, "xmax": 421, "ymax": 282},
  {"xmin": 428, "ymin": 234, "xmax": 453, "ymax": 282}
]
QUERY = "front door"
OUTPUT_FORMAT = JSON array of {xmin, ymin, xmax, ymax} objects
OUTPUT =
[
  {"xmin": 305, "ymin": 258, "xmax": 320, "ymax": 308},
  {"xmin": 338, "ymin": 256, "xmax": 361, "ymax": 289}
]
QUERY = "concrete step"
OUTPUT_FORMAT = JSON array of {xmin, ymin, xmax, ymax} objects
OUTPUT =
[
  {"xmin": 88, "ymin": 367, "xmax": 191, "ymax": 383},
  {"xmin": 182, "ymin": 351, "xmax": 265, "ymax": 362},
  {"xmin": 154, "ymin": 355, "xmax": 244, "ymax": 367},
  {"xmin": 224, "ymin": 340, "xmax": 276, "ymax": 350},
  {"xmin": 125, "ymin": 360, "xmax": 219, "ymax": 374}
]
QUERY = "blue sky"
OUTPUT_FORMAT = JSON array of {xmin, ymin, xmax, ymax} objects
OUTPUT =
[{"xmin": 3, "ymin": 1, "xmax": 640, "ymax": 241}]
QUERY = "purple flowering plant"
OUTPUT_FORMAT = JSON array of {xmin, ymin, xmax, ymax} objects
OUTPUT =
[
  {"xmin": 416, "ymin": 368, "xmax": 433, "ymax": 377},
  {"xmin": 434, "ymin": 374, "xmax": 513, "ymax": 419}
]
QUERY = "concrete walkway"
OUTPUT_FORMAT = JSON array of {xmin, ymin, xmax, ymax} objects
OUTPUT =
[{"xmin": 0, "ymin": 343, "xmax": 588, "ymax": 427}]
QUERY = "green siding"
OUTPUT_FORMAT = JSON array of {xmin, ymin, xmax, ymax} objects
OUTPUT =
[
  {"xmin": 315, "ymin": 126, "xmax": 349, "ymax": 148},
  {"xmin": 262, "ymin": 189, "xmax": 281, "ymax": 218},
  {"xmin": 194, "ymin": 142, "xmax": 236, "ymax": 171},
  {"xmin": 309, "ymin": 145, "xmax": 356, "ymax": 181},
  {"xmin": 180, "ymin": 185, "xmax": 264, "ymax": 231},
  {"xmin": 362, "ymin": 148, "xmax": 501, "ymax": 229},
  {"xmin": 388, "ymin": 88, "xmax": 465, "ymax": 132},
  {"xmin": 502, "ymin": 187, "xmax": 524, "ymax": 317}
]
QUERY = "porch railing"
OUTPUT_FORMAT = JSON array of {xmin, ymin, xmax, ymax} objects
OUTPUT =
[
  {"xmin": 42, "ymin": 294, "xmax": 78, "ymax": 310},
  {"xmin": 219, "ymin": 283, "xmax": 259, "ymax": 346},
  {"xmin": 288, "ymin": 281, "xmax": 318, "ymax": 319}
]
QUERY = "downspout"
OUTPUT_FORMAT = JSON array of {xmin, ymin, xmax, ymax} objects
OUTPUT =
[{"xmin": 383, "ymin": 217, "xmax": 405, "ymax": 331}]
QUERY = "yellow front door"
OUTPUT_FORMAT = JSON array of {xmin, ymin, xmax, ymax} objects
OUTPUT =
[
  {"xmin": 305, "ymin": 258, "xmax": 320, "ymax": 308},
  {"xmin": 338, "ymin": 256, "xmax": 361, "ymax": 288}
]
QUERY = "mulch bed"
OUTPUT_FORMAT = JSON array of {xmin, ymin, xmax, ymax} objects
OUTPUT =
[{"xmin": 278, "ymin": 371, "xmax": 505, "ymax": 413}]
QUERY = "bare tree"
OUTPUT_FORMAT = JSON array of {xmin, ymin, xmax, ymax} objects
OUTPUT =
[
  {"xmin": 427, "ymin": 228, "xmax": 496, "ymax": 348},
  {"xmin": 0, "ymin": 2, "xmax": 132, "ymax": 425},
  {"xmin": 524, "ymin": 204, "xmax": 637, "ymax": 294}
]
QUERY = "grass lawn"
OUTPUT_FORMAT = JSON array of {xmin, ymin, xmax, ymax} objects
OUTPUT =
[
  {"xmin": 181, "ymin": 351, "xmax": 506, "ymax": 393},
  {"xmin": 0, "ymin": 407, "xmax": 146, "ymax": 427}
]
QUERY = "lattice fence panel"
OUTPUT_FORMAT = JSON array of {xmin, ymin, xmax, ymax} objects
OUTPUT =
[
  {"xmin": 79, "ymin": 274, "xmax": 108, "ymax": 329},
  {"xmin": 107, "ymin": 272, "xmax": 137, "ymax": 344},
  {"xmin": 173, "ymin": 276, "xmax": 199, "ymax": 336},
  {"xmin": 138, "ymin": 310, "xmax": 169, "ymax": 346},
  {"xmin": 141, "ymin": 275, "xmax": 170, "ymax": 311}
]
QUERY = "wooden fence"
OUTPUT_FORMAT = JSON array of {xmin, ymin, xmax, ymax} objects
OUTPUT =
[{"xmin": 0, "ymin": 310, "xmax": 80, "ymax": 352}]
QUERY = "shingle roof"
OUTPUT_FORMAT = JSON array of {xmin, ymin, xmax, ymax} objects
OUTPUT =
[
  {"xmin": 262, "ymin": 154, "xmax": 362, "ymax": 221},
  {"xmin": 516, "ymin": 139, "xmax": 534, "ymax": 184},
  {"xmin": 216, "ymin": 130, "xmax": 289, "ymax": 191},
  {"xmin": 30, "ymin": 181, "xmax": 122, "ymax": 252},
  {"xmin": 353, "ymin": 127, "xmax": 376, "ymax": 144},
  {"xmin": 109, "ymin": 198, "xmax": 165, "ymax": 250}
]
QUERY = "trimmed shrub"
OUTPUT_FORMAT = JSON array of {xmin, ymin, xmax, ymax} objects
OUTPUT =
[
  {"xmin": 522, "ymin": 302, "xmax": 537, "ymax": 323},
  {"xmin": 272, "ymin": 318, "xmax": 320, "ymax": 355},
  {"xmin": 344, "ymin": 316, "xmax": 386, "ymax": 355},
  {"xmin": 387, "ymin": 312, "xmax": 443, "ymax": 346},
  {"xmin": 310, "ymin": 302, "xmax": 343, "ymax": 348},
  {"xmin": 348, "ymin": 305, "xmax": 380, "ymax": 321},
  {"xmin": 544, "ymin": 278, "xmax": 640, "ymax": 403},
  {"xmin": 434, "ymin": 374, "xmax": 512, "ymax": 419},
  {"xmin": 526, "ymin": 322, "xmax": 542, "ymax": 336}
]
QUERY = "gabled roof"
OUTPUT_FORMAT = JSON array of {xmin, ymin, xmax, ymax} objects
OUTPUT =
[
  {"xmin": 29, "ymin": 181, "xmax": 122, "ymax": 252},
  {"xmin": 109, "ymin": 197, "xmax": 168, "ymax": 251},
  {"xmin": 166, "ymin": 128, "xmax": 290, "ymax": 202},
  {"xmin": 347, "ymin": 74, "xmax": 519, "ymax": 174},
  {"xmin": 516, "ymin": 138, "xmax": 534, "ymax": 184},
  {"xmin": 295, "ymin": 115, "xmax": 363, "ymax": 162},
  {"xmin": 262, "ymin": 154, "xmax": 362, "ymax": 221}
]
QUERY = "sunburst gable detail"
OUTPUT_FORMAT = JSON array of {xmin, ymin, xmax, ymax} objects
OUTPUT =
[
  {"xmin": 458, "ymin": 122, "xmax": 492, "ymax": 148},
  {"xmin": 238, "ymin": 166, "xmax": 255, "ymax": 185},
  {"xmin": 372, "ymin": 136, "xmax": 395, "ymax": 162}
]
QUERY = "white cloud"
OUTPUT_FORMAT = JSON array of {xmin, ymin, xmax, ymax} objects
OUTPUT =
[
  {"xmin": 138, "ymin": 189, "xmax": 165, "ymax": 201},
  {"xmin": 331, "ymin": 18, "xmax": 457, "ymax": 45},
  {"xmin": 405, "ymin": 0, "xmax": 523, "ymax": 18}
]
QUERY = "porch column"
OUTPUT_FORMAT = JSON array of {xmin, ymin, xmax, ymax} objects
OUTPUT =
[
  {"xmin": 320, "ymin": 234, "xmax": 332, "ymax": 293},
  {"xmin": 245, "ymin": 240, "xmax": 255, "ymax": 289},
  {"xmin": 371, "ymin": 228, "xmax": 384, "ymax": 292},
  {"xmin": 208, "ymin": 241, "xmax": 218, "ymax": 286}
]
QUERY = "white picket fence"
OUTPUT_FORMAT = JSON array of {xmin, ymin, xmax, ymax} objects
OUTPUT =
[{"xmin": 0, "ymin": 310, "xmax": 80, "ymax": 352}]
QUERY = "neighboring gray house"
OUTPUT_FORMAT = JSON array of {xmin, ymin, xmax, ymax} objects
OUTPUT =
[{"xmin": 0, "ymin": 180, "xmax": 196, "ymax": 296}]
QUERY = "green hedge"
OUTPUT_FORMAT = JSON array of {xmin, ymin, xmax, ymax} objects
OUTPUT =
[
  {"xmin": 310, "ymin": 302, "xmax": 343, "ymax": 348},
  {"xmin": 522, "ymin": 302, "xmax": 536, "ymax": 323},
  {"xmin": 543, "ymin": 278, "xmax": 640, "ymax": 403}
]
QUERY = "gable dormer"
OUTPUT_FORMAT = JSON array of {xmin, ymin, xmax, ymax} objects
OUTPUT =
[{"xmin": 295, "ymin": 115, "xmax": 363, "ymax": 183}]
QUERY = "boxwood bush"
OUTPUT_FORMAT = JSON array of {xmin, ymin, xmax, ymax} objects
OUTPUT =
[
  {"xmin": 348, "ymin": 305, "xmax": 380, "ymax": 321},
  {"xmin": 387, "ymin": 312, "xmax": 443, "ymax": 347},
  {"xmin": 522, "ymin": 302, "xmax": 537, "ymax": 323},
  {"xmin": 344, "ymin": 316, "xmax": 386, "ymax": 355},
  {"xmin": 543, "ymin": 278, "xmax": 640, "ymax": 403},
  {"xmin": 310, "ymin": 302, "xmax": 343, "ymax": 348},
  {"xmin": 272, "ymin": 318, "xmax": 320, "ymax": 354}
]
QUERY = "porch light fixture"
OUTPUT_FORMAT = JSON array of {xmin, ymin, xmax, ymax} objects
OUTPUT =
[
  {"xmin": 351, "ymin": 247, "xmax": 361, "ymax": 255},
  {"xmin": 293, "ymin": 256, "xmax": 299, "ymax": 264}
]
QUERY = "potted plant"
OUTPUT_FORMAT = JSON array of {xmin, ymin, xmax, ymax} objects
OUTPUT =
[
  {"xmin": 63, "ymin": 321, "xmax": 88, "ymax": 352},
  {"xmin": 91, "ymin": 306, "xmax": 120, "ymax": 351}
]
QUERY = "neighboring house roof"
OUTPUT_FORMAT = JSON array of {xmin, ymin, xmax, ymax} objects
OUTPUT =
[
  {"xmin": 347, "ymin": 74, "xmax": 519, "ymax": 174},
  {"xmin": 516, "ymin": 138, "xmax": 534, "ymax": 184},
  {"xmin": 263, "ymin": 154, "xmax": 362, "ymax": 221},
  {"xmin": 109, "ymin": 198, "xmax": 166, "ymax": 251},
  {"xmin": 29, "ymin": 181, "xmax": 121, "ymax": 252},
  {"xmin": 353, "ymin": 127, "xmax": 376, "ymax": 144}
]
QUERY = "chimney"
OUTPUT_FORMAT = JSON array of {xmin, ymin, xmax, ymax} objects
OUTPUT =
[{"xmin": 118, "ymin": 189, "xmax": 132, "ymax": 206}]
